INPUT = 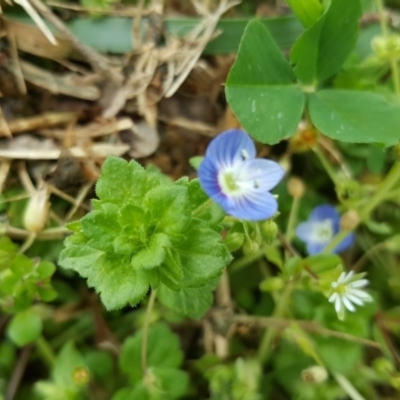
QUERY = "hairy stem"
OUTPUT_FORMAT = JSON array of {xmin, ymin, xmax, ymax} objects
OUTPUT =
[
  {"xmin": 36, "ymin": 336, "xmax": 56, "ymax": 368},
  {"xmin": 141, "ymin": 289, "xmax": 157, "ymax": 375}
]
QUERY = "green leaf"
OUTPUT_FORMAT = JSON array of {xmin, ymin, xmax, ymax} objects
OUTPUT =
[
  {"xmin": 226, "ymin": 20, "xmax": 305, "ymax": 144},
  {"xmin": 120, "ymin": 323, "xmax": 183, "ymax": 384},
  {"xmin": 59, "ymin": 244, "xmax": 149, "ymax": 310},
  {"xmin": 95, "ymin": 157, "xmax": 148, "ymax": 206},
  {"xmin": 145, "ymin": 184, "xmax": 190, "ymax": 235},
  {"xmin": 35, "ymin": 342, "xmax": 89, "ymax": 400},
  {"xmin": 177, "ymin": 220, "xmax": 232, "ymax": 287},
  {"xmin": 158, "ymin": 279, "xmax": 218, "ymax": 319},
  {"xmin": 7, "ymin": 309, "xmax": 42, "ymax": 346},
  {"xmin": 81, "ymin": 204, "xmax": 120, "ymax": 251},
  {"xmin": 290, "ymin": 0, "xmax": 362, "ymax": 84},
  {"xmin": 286, "ymin": 0, "xmax": 322, "ymax": 28},
  {"xmin": 131, "ymin": 233, "xmax": 170, "ymax": 270},
  {"xmin": 52, "ymin": 342, "xmax": 89, "ymax": 387},
  {"xmin": 309, "ymin": 90, "xmax": 400, "ymax": 146}
]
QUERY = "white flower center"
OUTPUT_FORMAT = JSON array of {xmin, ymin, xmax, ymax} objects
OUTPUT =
[{"xmin": 311, "ymin": 219, "xmax": 334, "ymax": 243}]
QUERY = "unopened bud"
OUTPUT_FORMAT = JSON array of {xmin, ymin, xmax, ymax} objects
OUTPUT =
[
  {"xmin": 73, "ymin": 367, "xmax": 90, "ymax": 385},
  {"xmin": 260, "ymin": 220, "xmax": 278, "ymax": 244},
  {"xmin": 23, "ymin": 188, "xmax": 50, "ymax": 232},
  {"xmin": 288, "ymin": 177, "xmax": 305, "ymax": 199},
  {"xmin": 372, "ymin": 34, "xmax": 400, "ymax": 61},
  {"xmin": 223, "ymin": 232, "xmax": 245, "ymax": 252},
  {"xmin": 373, "ymin": 357, "xmax": 394, "ymax": 375},
  {"xmin": 260, "ymin": 277, "xmax": 284, "ymax": 292},
  {"xmin": 301, "ymin": 365, "xmax": 328, "ymax": 383},
  {"xmin": 340, "ymin": 209, "xmax": 359, "ymax": 231},
  {"xmin": 242, "ymin": 240, "xmax": 260, "ymax": 255}
]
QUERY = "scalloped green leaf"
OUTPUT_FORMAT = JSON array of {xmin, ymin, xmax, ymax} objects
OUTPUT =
[
  {"xmin": 59, "ymin": 244, "xmax": 150, "ymax": 310},
  {"xmin": 178, "ymin": 220, "xmax": 232, "ymax": 287},
  {"xmin": 158, "ymin": 279, "xmax": 218, "ymax": 319}
]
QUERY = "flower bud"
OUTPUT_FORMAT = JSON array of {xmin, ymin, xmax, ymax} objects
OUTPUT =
[
  {"xmin": 372, "ymin": 34, "xmax": 400, "ymax": 62},
  {"xmin": 242, "ymin": 240, "xmax": 259, "ymax": 255},
  {"xmin": 340, "ymin": 209, "xmax": 359, "ymax": 232},
  {"xmin": 260, "ymin": 276, "xmax": 284, "ymax": 292},
  {"xmin": 23, "ymin": 188, "xmax": 50, "ymax": 232},
  {"xmin": 73, "ymin": 367, "xmax": 90, "ymax": 385},
  {"xmin": 223, "ymin": 232, "xmax": 245, "ymax": 252},
  {"xmin": 260, "ymin": 220, "xmax": 278, "ymax": 245},
  {"xmin": 301, "ymin": 365, "xmax": 328, "ymax": 383},
  {"xmin": 373, "ymin": 357, "xmax": 394, "ymax": 375},
  {"xmin": 287, "ymin": 177, "xmax": 305, "ymax": 199}
]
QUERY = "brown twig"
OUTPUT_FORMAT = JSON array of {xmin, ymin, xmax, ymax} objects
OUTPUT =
[
  {"xmin": 6, "ymin": 345, "xmax": 33, "ymax": 400},
  {"xmin": 232, "ymin": 314, "xmax": 382, "ymax": 349},
  {"xmin": 28, "ymin": 0, "xmax": 122, "ymax": 83}
]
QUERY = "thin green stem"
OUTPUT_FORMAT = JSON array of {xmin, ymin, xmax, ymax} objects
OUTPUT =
[
  {"xmin": 36, "ymin": 336, "xmax": 56, "ymax": 368},
  {"xmin": 375, "ymin": 0, "xmax": 400, "ymax": 98},
  {"xmin": 333, "ymin": 372, "xmax": 366, "ymax": 400},
  {"xmin": 141, "ymin": 289, "xmax": 157, "ymax": 375},
  {"xmin": 19, "ymin": 232, "xmax": 37, "ymax": 253},
  {"xmin": 257, "ymin": 281, "xmax": 293, "ymax": 363},
  {"xmin": 390, "ymin": 58, "xmax": 400, "ymax": 98},
  {"xmin": 375, "ymin": 0, "xmax": 388, "ymax": 37},
  {"xmin": 229, "ymin": 249, "xmax": 264, "ymax": 272},
  {"xmin": 313, "ymin": 147, "xmax": 339, "ymax": 185},
  {"xmin": 286, "ymin": 196, "xmax": 300, "ymax": 243}
]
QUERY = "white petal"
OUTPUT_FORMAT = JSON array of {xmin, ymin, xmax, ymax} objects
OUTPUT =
[
  {"xmin": 345, "ymin": 293, "xmax": 365, "ymax": 306},
  {"xmin": 336, "ymin": 272, "xmax": 348, "ymax": 285},
  {"xmin": 329, "ymin": 293, "xmax": 338, "ymax": 303},
  {"xmin": 349, "ymin": 279, "xmax": 369, "ymax": 288},
  {"xmin": 334, "ymin": 296, "xmax": 343, "ymax": 314},
  {"xmin": 342, "ymin": 296, "xmax": 356, "ymax": 312},
  {"xmin": 347, "ymin": 288, "xmax": 373, "ymax": 302}
]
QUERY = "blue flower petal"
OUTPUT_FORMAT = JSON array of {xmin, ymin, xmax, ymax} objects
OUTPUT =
[
  {"xmin": 296, "ymin": 221, "xmax": 318, "ymax": 243},
  {"xmin": 198, "ymin": 156, "xmax": 222, "ymax": 200},
  {"xmin": 309, "ymin": 205, "xmax": 340, "ymax": 225},
  {"xmin": 238, "ymin": 159, "xmax": 285, "ymax": 191},
  {"xmin": 296, "ymin": 204, "xmax": 354, "ymax": 255},
  {"xmin": 224, "ymin": 192, "xmax": 278, "ymax": 221},
  {"xmin": 205, "ymin": 129, "xmax": 256, "ymax": 169},
  {"xmin": 307, "ymin": 241, "xmax": 327, "ymax": 255}
]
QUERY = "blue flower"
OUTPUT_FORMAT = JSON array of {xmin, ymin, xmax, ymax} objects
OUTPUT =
[
  {"xmin": 296, "ymin": 205, "xmax": 354, "ymax": 255},
  {"xmin": 198, "ymin": 129, "xmax": 284, "ymax": 221}
]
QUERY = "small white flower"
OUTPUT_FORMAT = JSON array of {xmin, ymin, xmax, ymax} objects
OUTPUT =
[{"xmin": 328, "ymin": 271, "xmax": 373, "ymax": 320}]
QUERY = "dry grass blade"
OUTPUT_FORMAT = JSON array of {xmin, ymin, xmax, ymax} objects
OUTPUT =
[
  {"xmin": 8, "ymin": 60, "xmax": 101, "ymax": 100},
  {"xmin": 12, "ymin": 0, "xmax": 57, "ymax": 45},
  {"xmin": 28, "ymin": 0, "xmax": 122, "ymax": 82},
  {"xmin": 0, "ymin": 112, "xmax": 81, "ymax": 137},
  {"xmin": 0, "ymin": 143, "xmax": 130, "ymax": 159},
  {"xmin": 164, "ymin": 0, "xmax": 241, "ymax": 97}
]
